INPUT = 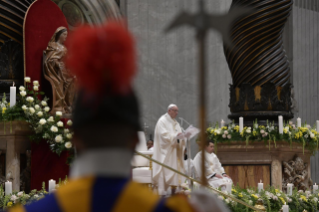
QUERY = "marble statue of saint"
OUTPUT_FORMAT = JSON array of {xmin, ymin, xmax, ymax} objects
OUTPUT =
[{"xmin": 44, "ymin": 26, "xmax": 75, "ymax": 114}]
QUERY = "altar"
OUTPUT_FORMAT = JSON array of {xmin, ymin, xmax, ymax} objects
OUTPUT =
[{"xmin": 216, "ymin": 141, "xmax": 311, "ymax": 190}]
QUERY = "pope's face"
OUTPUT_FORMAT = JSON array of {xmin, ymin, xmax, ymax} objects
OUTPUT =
[
  {"xmin": 206, "ymin": 142, "xmax": 214, "ymax": 154},
  {"xmin": 168, "ymin": 106, "xmax": 179, "ymax": 119}
]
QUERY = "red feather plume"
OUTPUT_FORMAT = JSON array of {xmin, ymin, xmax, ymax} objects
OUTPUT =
[{"xmin": 65, "ymin": 21, "xmax": 136, "ymax": 95}]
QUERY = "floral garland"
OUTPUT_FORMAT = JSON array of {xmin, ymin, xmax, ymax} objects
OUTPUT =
[
  {"xmin": 219, "ymin": 186, "xmax": 318, "ymax": 212},
  {"xmin": 1, "ymin": 77, "xmax": 74, "ymax": 161},
  {"xmin": 206, "ymin": 120, "xmax": 319, "ymax": 155}
]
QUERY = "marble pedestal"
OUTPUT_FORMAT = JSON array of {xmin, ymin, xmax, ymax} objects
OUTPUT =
[
  {"xmin": 0, "ymin": 121, "xmax": 32, "ymax": 191},
  {"xmin": 215, "ymin": 141, "xmax": 311, "ymax": 190}
]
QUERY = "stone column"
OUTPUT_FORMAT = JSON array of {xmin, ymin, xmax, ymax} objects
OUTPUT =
[
  {"xmin": 271, "ymin": 159, "xmax": 282, "ymax": 189},
  {"xmin": 6, "ymin": 137, "xmax": 20, "ymax": 191},
  {"xmin": 0, "ymin": 121, "xmax": 32, "ymax": 192}
]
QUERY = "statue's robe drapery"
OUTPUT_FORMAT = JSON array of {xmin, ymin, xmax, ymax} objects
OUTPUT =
[
  {"xmin": 44, "ymin": 27, "xmax": 75, "ymax": 114},
  {"xmin": 152, "ymin": 113, "xmax": 186, "ymax": 195},
  {"xmin": 193, "ymin": 151, "xmax": 232, "ymax": 189}
]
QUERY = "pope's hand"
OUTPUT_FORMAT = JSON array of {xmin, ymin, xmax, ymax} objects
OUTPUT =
[
  {"xmin": 215, "ymin": 174, "xmax": 223, "ymax": 179},
  {"xmin": 222, "ymin": 174, "xmax": 231, "ymax": 179}
]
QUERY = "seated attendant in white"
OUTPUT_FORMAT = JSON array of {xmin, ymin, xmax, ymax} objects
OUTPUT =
[{"xmin": 193, "ymin": 140, "xmax": 232, "ymax": 190}]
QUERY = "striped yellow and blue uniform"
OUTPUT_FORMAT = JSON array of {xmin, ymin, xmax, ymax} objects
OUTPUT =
[{"xmin": 8, "ymin": 177, "xmax": 195, "ymax": 212}]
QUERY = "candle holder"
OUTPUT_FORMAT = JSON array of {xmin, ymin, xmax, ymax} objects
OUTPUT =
[{"xmin": 254, "ymin": 199, "xmax": 266, "ymax": 211}]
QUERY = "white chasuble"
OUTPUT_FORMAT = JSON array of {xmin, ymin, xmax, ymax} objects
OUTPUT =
[
  {"xmin": 152, "ymin": 113, "xmax": 186, "ymax": 194},
  {"xmin": 193, "ymin": 151, "xmax": 232, "ymax": 189}
]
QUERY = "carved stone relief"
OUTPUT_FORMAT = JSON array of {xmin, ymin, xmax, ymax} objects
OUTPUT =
[{"xmin": 282, "ymin": 155, "xmax": 312, "ymax": 191}]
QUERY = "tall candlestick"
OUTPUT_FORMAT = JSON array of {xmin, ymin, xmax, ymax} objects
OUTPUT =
[
  {"xmin": 316, "ymin": 121, "xmax": 319, "ymax": 132},
  {"xmin": 278, "ymin": 116, "xmax": 283, "ymax": 134},
  {"xmin": 287, "ymin": 183, "xmax": 293, "ymax": 195},
  {"xmin": 313, "ymin": 183, "xmax": 318, "ymax": 193},
  {"xmin": 239, "ymin": 117, "xmax": 244, "ymax": 133},
  {"xmin": 221, "ymin": 119, "xmax": 225, "ymax": 128},
  {"xmin": 297, "ymin": 117, "xmax": 301, "ymax": 128},
  {"xmin": 282, "ymin": 202, "xmax": 289, "ymax": 212},
  {"xmin": 10, "ymin": 82, "xmax": 16, "ymax": 108},
  {"xmin": 49, "ymin": 179, "xmax": 56, "ymax": 193},
  {"xmin": 5, "ymin": 181, "xmax": 12, "ymax": 195},
  {"xmin": 258, "ymin": 180, "xmax": 263, "ymax": 192}
]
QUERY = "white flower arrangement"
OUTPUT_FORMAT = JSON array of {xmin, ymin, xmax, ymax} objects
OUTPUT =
[
  {"xmin": 24, "ymin": 77, "xmax": 31, "ymax": 83},
  {"xmin": 39, "ymin": 119, "xmax": 46, "ymax": 125},
  {"xmin": 17, "ymin": 77, "xmax": 74, "ymax": 157},
  {"xmin": 44, "ymin": 106, "xmax": 50, "ymax": 112},
  {"xmin": 55, "ymin": 135, "xmax": 63, "ymax": 143},
  {"xmin": 41, "ymin": 101, "xmax": 47, "ymax": 106}
]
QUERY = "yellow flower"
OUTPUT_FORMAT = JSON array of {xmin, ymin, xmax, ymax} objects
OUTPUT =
[
  {"xmin": 283, "ymin": 128, "xmax": 288, "ymax": 134},
  {"xmin": 259, "ymin": 125, "xmax": 265, "ymax": 129},
  {"xmin": 300, "ymin": 195, "xmax": 307, "ymax": 202},
  {"xmin": 7, "ymin": 202, "xmax": 13, "ymax": 207},
  {"xmin": 234, "ymin": 126, "xmax": 239, "ymax": 132},
  {"xmin": 232, "ymin": 188, "xmax": 237, "ymax": 193},
  {"xmin": 2, "ymin": 107, "xmax": 6, "ymax": 114},
  {"xmin": 222, "ymin": 126, "xmax": 227, "ymax": 130},
  {"xmin": 238, "ymin": 193, "xmax": 243, "ymax": 198},
  {"xmin": 275, "ymin": 189, "xmax": 279, "ymax": 193},
  {"xmin": 251, "ymin": 194, "xmax": 258, "ymax": 199},
  {"xmin": 8, "ymin": 103, "xmax": 10, "ymax": 106},
  {"xmin": 210, "ymin": 129, "xmax": 214, "ymax": 134},
  {"xmin": 279, "ymin": 197, "xmax": 285, "ymax": 204},
  {"xmin": 253, "ymin": 130, "xmax": 257, "ymax": 136}
]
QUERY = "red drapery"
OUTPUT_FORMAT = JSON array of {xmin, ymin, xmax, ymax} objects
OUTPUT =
[{"xmin": 24, "ymin": 0, "xmax": 70, "ymax": 190}]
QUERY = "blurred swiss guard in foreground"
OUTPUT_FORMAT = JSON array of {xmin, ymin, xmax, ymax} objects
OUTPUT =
[{"xmin": 7, "ymin": 21, "xmax": 228, "ymax": 212}]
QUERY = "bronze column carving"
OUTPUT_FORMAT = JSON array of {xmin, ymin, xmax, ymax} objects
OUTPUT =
[{"xmin": 224, "ymin": 0, "xmax": 294, "ymax": 124}]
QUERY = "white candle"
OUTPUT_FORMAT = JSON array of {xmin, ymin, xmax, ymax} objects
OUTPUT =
[
  {"xmin": 49, "ymin": 179, "xmax": 56, "ymax": 193},
  {"xmin": 316, "ymin": 120, "xmax": 319, "ymax": 132},
  {"xmin": 282, "ymin": 202, "xmax": 289, "ymax": 212},
  {"xmin": 225, "ymin": 182, "xmax": 232, "ymax": 194},
  {"xmin": 10, "ymin": 82, "xmax": 16, "ymax": 108},
  {"xmin": 278, "ymin": 116, "xmax": 283, "ymax": 134},
  {"xmin": 221, "ymin": 119, "xmax": 225, "ymax": 128},
  {"xmin": 239, "ymin": 117, "xmax": 244, "ymax": 133},
  {"xmin": 287, "ymin": 183, "xmax": 293, "ymax": 195},
  {"xmin": 5, "ymin": 181, "xmax": 12, "ymax": 195},
  {"xmin": 258, "ymin": 180, "xmax": 263, "ymax": 192},
  {"xmin": 314, "ymin": 183, "xmax": 318, "ymax": 193},
  {"xmin": 297, "ymin": 117, "xmax": 301, "ymax": 128}
]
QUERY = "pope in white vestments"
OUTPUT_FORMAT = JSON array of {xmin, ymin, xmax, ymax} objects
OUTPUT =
[
  {"xmin": 193, "ymin": 140, "xmax": 232, "ymax": 190},
  {"xmin": 152, "ymin": 104, "xmax": 186, "ymax": 195}
]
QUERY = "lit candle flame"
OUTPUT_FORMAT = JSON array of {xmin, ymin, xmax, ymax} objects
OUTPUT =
[
  {"xmin": 260, "ymin": 179, "xmax": 262, "ymax": 183},
  {"xmin": 13, "ymin": 82, "xmax": 15, "ymax": 87}
]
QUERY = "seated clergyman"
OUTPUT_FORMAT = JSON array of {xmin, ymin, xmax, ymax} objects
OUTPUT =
[{"xmin": 193, "ymin": 140, "xmax": 232, "ymax": 190}]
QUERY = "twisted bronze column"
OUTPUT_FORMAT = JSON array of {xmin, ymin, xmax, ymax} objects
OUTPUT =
[{"xmin": 224, "ymin": 0, "xmax": 294, "ymax": 123}]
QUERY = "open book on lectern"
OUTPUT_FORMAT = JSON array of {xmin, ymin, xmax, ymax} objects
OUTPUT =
[{"xmin": 176, "ymin": 125, "xmax": 200, "ymax": 140}]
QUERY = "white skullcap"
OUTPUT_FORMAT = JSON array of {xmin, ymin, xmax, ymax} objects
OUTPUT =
[{"xmin": 167, "ymin": 104, "xmax": 177, "ymax": 111}]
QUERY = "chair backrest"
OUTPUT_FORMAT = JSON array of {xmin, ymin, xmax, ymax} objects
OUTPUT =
[{"xmin": 131, "ymin": 132, "xmax": 149, "ymax": 167}]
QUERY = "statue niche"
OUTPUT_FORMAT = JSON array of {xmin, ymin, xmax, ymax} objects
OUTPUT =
[{"xmin": 43, "ymin": 27, "xmax": 75, "ymax": 114}]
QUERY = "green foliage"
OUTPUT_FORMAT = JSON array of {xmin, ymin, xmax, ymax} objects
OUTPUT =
[{"xmin": 221, "ymin": 185, "xmax": 319, "ymax": 212}]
